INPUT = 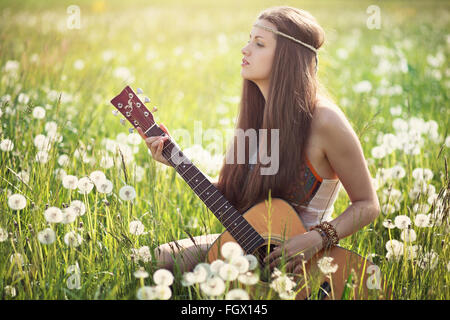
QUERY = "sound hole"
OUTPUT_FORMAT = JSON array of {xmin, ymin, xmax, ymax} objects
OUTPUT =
[{"xmin": 253, "ymin": 244, "xmax": 278, "ymax": 283}]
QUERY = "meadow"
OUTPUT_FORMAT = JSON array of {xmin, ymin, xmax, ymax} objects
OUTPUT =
[{"xmin": 0, "ymin": 0, "xmax": 449, "ymax": 300}]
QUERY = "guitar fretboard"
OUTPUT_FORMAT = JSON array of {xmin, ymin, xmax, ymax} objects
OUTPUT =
[{"xmin": 144, "ymin": 124, "xmax": 264, "ymax": 254}]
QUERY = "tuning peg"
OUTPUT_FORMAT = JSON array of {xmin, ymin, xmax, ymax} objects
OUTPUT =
[
  {"xmin": 129, "ymin": 127, "xmax": 134, "ymax": 133},
  {"xmin": 120, "ymin": 118, "xmax": 126, "ymax": 126},
  {"xmin": 144, "ymin": 97, "xmax": 150, "ymax": 103},
  {"xmin": 137, "ymin": 88, "xmax": 143, "ymax": 94},
  {"xmin": 112, "ymin": 110, "xmax": 119, "ymax": 116},
  {"xmin": 152, "ymin": 106, "xmax": 158, "ymax": 112}
]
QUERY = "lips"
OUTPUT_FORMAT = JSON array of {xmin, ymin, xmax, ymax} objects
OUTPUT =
[{"xmin": 242, "ymin": 58, "xmax": 250, "ymax": 65}]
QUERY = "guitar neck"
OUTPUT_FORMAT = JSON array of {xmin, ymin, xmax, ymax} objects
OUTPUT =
[{"xmin": 144, "ymin": 124, "xmax": 264, "ymax": 254}]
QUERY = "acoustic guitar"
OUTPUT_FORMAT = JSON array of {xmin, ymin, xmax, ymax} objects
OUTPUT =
[{"xmin": 110, "ymin": 86, "xmax": 389, "ymax": 300}]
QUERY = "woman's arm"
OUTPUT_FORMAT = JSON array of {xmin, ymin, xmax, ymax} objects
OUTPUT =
[
  {"xmin": 318, "ymin": 106, "xmax": 381, "ymax": 240},
  {"xmin": 266, "ymin": 106, "xmax": 380, "ymax": 272}
]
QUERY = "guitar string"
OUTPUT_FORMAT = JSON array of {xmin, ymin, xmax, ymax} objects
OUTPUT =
[{"xmin": 127, "ymin": 90, "xmax": 262, "ymax": 252}]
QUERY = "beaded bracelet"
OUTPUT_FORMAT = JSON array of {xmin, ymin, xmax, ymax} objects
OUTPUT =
[{"xmin": 311, "ymin": 221, "xmax": 339, "ymax": 249}]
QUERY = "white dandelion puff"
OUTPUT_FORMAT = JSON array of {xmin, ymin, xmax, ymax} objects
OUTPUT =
[
  {"xmin": 237, "ymin": 272, "xmax": 259, "ymax": 285},
  {"xmin": 220, "ymin": 241, "xmax": 243, "ymax": 261},
  {"xmin": 129, "ymin": 220, "xmax": 145, "ymax": 235},
  {"xmin": 0, "ymin": 138, "xmax": 14, "ymax": 152},
  {"xmin": 62, "ymin": 175, "xmax": 78, "ymax": 190},
  {"xmin": 0, "ymin": 227, "xmax": 9, "ymax": 242},
  {"xmin": 200, "ymin": 275, "xmax": 225, "ymax": 297},
  {"xmin": 89, "ymin": 170, "xmax": 106, "ymax": 185},
  {"xmin": 44, "ymin": 207, "xmax": 63, "ymax": 223},
  {"xmin": 32, "ymin": 106, "xmax": 46, "ymax": 119},
  {"xmin": 137, "ymin": 286, "xmax": 157, "ymax": 300},
  {"xmin": 400, "ymin": 229, "xmax": 417, "ymax": 242},
  {"xmin": 317, "ymin": 256, "xmax": 338, "ymax": 274},
  {"xmin": 37, "ymin": 228, "xmax": 56, "ymax": 244},
  {"xmin": 64, "ymin": 231, "xmax": 83, "ymax": 247},
  {"xmin": 58, "ymin": 154, "xmax": 70, "ymax": 166},
  {"xmin": 394, "ymin": 215, "xmax": 411, "ymax": 229},
  {"xmin": 225, "ymin": 288, "xmax": 250, "ymax": 300},
  {"xmin": 95, "ymin": 179, "xmax": 113, "ymax": 194},
  {"xmin": 70, "ymin": 200, "xmax": 86, "ymax": 216},
  {"xmin": 77, "ymin": 176, "xmax": 94, "ymax": 194},
  {"xmin": 153, "ymin": 285, "xmax": 172, "ymax": 300},
  {"xmin": 7, "ymin": 194, "xmax": 27, "ymax": 210},
  {"xmin": 414, "ymin": 214, "xmax": 431, "ymax": 227},
  {"xmin": 119, "ymin": 185, "xmax": 136, "ymax": 201},
  {"xmin": 61, "ymin": 207, "xmax": 78, "ymax": 224},
  {"xmin": 218, "ymin": 263, "xmax": 239, "ymax": 281},
  {"xmin": 153, "ymin": 269, "xmax": 174, "ymax": 287},
  {"xmin": 133, "ymin": 268, "xmax": 149, "ymax": 279}
]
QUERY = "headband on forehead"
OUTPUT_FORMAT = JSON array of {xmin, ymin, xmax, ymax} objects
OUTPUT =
[{"xmin": 253, "ymin": 23, "xmax": 319, "ymax": 73}]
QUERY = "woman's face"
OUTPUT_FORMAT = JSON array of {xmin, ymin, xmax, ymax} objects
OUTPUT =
[{"xmin": 241, "ymin": 19, "xmax": 277, "ymax": 84}]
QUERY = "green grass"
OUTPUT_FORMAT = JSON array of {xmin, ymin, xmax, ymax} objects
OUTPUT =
[{"xmin": 0, "ymin": 0, "xmax": 449, "ymax": 300}]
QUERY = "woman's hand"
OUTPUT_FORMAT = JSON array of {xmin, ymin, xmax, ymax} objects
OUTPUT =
[
  {"xmin": 136, "ymin": 123, "xmax": 172, "ymax": 167},
  {"xmin": 264, "ymin": 231, "xmax": 323, "ymax": 274}
]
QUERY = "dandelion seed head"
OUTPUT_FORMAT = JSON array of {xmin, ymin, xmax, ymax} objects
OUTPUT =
[
  {"xmin": 129, "ymin": 220, "xmax": 145, "ymax": 235},
  {"xmin": 119, "ymin": 185, "xmax": 136, "ymax": 201},
  {"xmin": 37, "ymin": 228, "xmax": 56, "ymax": 244},
  {"xmin": 1, "ymin": 138, "xmax": 14, "ymax": 152},
  {"xmin": 317, "ymin": 256, "xmax": 339, "ymax": 274},
  {"xmin": 44, "ymin": 206, "xmax": 63, "ymax": 223},
  {"xmin": 8, "ymin": 193, "xmax": 27, "ymax": 210},
  {"xmin": 225, "ymin": 288, "xmax": 250, "ymax": 300},
  {"xmin": 153, "ymin": 269, "xmax": 174, "ymax": 287}
]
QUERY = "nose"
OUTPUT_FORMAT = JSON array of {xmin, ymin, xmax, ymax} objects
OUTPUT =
[{"xmin": 241, "ymin": 43, "xmax": 250, "ymax": 56}]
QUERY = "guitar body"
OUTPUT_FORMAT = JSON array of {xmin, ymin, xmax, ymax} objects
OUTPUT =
[{"xmin": 207, "ymin": 198, "xmax": 387, "ymax": 300}]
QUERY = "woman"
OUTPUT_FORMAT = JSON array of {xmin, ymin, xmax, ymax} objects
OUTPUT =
[{"xmin": 137, "ymin": 6, "xmax": 380, "ymax": 275}]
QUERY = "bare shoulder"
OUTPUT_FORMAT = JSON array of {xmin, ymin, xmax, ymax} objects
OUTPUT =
[
  {"xmin": 313, "ymin": 98, "xmax": 348, "ymax": 130},
  {"xmin": 312, "ymin": 98, "xmax": 351, "ymax": 149}
]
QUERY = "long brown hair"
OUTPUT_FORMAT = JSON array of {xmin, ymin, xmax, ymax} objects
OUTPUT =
[{"xmin": 217, "ymin": 6, "xmax": 329, "ymax": 213}]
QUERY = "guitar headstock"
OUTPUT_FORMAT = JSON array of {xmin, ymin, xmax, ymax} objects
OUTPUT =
[{"xmin": 110, "ymin": 86, "xmax": 161, "ymax": 136}]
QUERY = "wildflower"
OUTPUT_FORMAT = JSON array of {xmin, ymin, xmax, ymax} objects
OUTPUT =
[
  {"xmin": 32, "ymin": 106, "xmax": 46, "ymax": 119},
  {"xmin": 225, "ymin": 288, "xmax": 250, "ymax": 300},
  {"xmin": 414, "ymin": 213, "xmax": 431, "ymax": 227},
  {"xmin": 220, "ymin": 241, "xmax": 243, "ymax": 261},
  {"xmin": 317, "ymin": 256, "xmax": 338, "ymax": 274},
  {"xmin": 137, "ymin": 286, "xmax": 157, "ymax": 300},
  {"xmin": 8, "ymin": 194, "xmax": 27, "ymax": 210},
  {"xmin": 244, "ymin": 254, "xmax": 258, "ymax": 270},
  {"xmin": 133, "ymin": 268, "xmax": 149, "ymax": 279},
  {"xmin": 390, "ymin": 164, "xmax": 405, "ymax": 179},
  {"xmin": 153, "ymin": 285, "xmax": 172, "ymax": 300},
  {"xmin": 417, "ymin": 250, "xmax": 438, "ymax": 270},
  {"xmin": 129, "ymin": 220, "xmax": 145, "ymax": 235},
  {"xmin": 218, "ymin": 263, "xmax": 239, "ymax": 281},
  {"xmin": 70, "ymin": 200, "xmax": 86, "ymax": 216},
  {"xmin": 73, "ymin": 59, "xmax": 85, "ymax": 70},
  {"xmin": 230, "ymin": 256, "xmax": 250, "ymax": 274},
  {"xmin": 95, "ymin": 179, "xmax": 113, "ymax": 194},
  {"xmin": 382, "ymin": 219, "xmax": 396, "ymax": 229},
  {"xmin": 35, "ymin": 150, "xmax": 49, "ymax": 163},
  {"xmin": 89, "ymin": 170, "xmax": 106, "ymax": 185},
  {"xmin": 118, "ymin": 185, "xmax": 136, "ymax": 201},
  {"xmin": 77, "ymin": 177, "xmax": 94, "ymax": 194},
  {"xmin": 127, "ymin": 133, "xmax": 141, "ymax": 145},
  {"xmin": 17, "ymin": 170, "xmax": 30, "ymax": 184},
  {"xmin": 0, "ymin": 227, "xmax": 8, "ymax": 242},
  {"xmin": 153, "ymin": 269, "xmax": 174, "ymax": 287},
  {"xmin": 181, "ymin": 272, "xmax": 197, "ymax": 287},
  {"xmin": 62, "ymin": 207, "xmax": 78, "ymax": 224},
  {"xmin": 44, "ymin": 207, "xmax": 63, "ymax": 223},
  {"xmin": 58, "ymin": 154, "xmax": 70, "ymax": 166},
  {"xmin": 400, "ymin": 229, "xmax": 417, "ymax": 242},
  {"xmin": 137, "ymin": 246, "xmax": 152, "ymax": 263},
  {"xmin": 270, "ymin": 269, "xmax": 296, "ymax": 295},
  {"xmin": 371, "ymin": 145, "xmax": 386, "ymax": 159},
  {"xmin": 192, "ymin": 263, "xmax": 210, "ymax": 283},
  {"xmin": 37, "ymin": 228, "xmax": 56, "ymax": 244},
  {"xmin": 64, "ymin": 231, "xmax": 83, "ymax": 247},
  {"xmin": 4, "ymin": 286, "xmax": 17, "ymax": 297},
  {"xmin": 1, "ymin": 138, "xmax": 14, "ymax": 151},
  {"xmin": 238, "ymin": 272, "xmax": 259, "ymax": 285},
  {"xmin": 200, "ymin": 275, "xmax": 225, "ymax": 297},
  {"xmin": 412, "ymin": 203, "xmax": 430, "ymax": 215},
  {"xmin": 394, "ymin": 215, "xmax": 411, "ymax": 229},
  {"xmin": 385, "ymin": 239, "xmax": 403, "ymax": 260},
  {"xmin": 62, "ymin": 175, "xmax": 78, "ymax": 190},
  {"xmin": 210, "ymin": 259, "xmax": 225, "ymax": 275},
  {"xmin": 412, "ymin": 168, "xmax": 433, "ymax": 181}
]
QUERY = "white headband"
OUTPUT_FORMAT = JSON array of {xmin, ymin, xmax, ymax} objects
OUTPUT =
[{"xmin": 253, "ymin": 23, "xmax": 319, "ymax": 73}]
